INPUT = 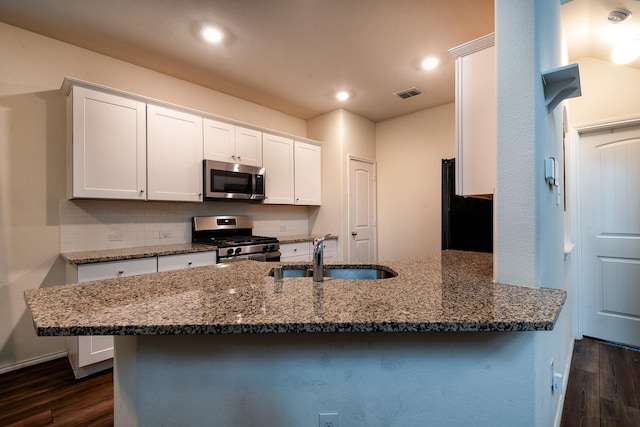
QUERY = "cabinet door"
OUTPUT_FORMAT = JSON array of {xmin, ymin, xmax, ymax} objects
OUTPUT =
[
  {"xmin": 74, "ymin": 258, "xmax": 157, "ymax": 369},
  {"xmin": 323, "ymin": 239, "xmax": 339, "ymax": 262},
  {"xmin": 234, "ymin": 126, "xmax": 263, "ymax": 167},
  {"xmin": 76, "ymin": 258, "xmax": 158, "ymax": 282},
  {"xmin": 280, "ymin": 242, "xmax": 311, "ymax": 261},
  {"xmin": 157, "ymin": 251, "xmax": 217, "ymax": 272},
  {"xmin": 262, "ymin": 133, "xmax": 294, "ymax": 204},
  {"xmin": 455, "ymin": 43, "xmax": 496, "ymax": 196},
  {"xmin": 294, "ymin": 141, "xmax": 322, "ymax": 205},
  {"xmin": 71, "ymin": 87, "xmax": 146, "ymax": 199},
  {"xmin": 147, "ymin": 105, "xmax": 204, "ymax": 202},
  {"xmin": 203, "ymin": 118, "xmax": 235, "ymax": 163}
]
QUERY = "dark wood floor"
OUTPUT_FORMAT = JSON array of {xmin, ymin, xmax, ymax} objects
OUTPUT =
[
  {"xmin": 561, "ymin": 338, "xmax": 640, "ymax": 427},
  {"xmin": 0, "ymin": 338, "xmax": 638, "ymax": 426},
  {"xmin": 0, "ymin": 357, "xmax": 113, "ymax": 426}
]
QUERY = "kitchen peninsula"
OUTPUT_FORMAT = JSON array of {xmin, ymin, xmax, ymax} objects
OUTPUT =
[{"xmin": 25, "ymin": 251, "xmax": 565, "ymax": 426}]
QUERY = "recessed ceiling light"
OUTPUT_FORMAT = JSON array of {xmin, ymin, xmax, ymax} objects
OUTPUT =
[
  {"xmin": 421, "ymin": 57, "xmax": 440, "ymax": 70},
  {"xmin": 611, "ymin": 41, "xmax": 640, "ymax": 64},
  {"xmin": 202, "ymin": 27, "xmax": 224, "ymax": 44},
  {"xmin": 336, "ymin": 91, "xmax": 350, "ymax": 101}
]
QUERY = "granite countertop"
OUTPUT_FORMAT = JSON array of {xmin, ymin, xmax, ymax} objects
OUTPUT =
[
  {"xmin": 61, "ymin": 243, "xmax": 217, "ymax": 264},
  {"xmin": 25, "ymin": 251, "xmax": 566, "ymax": 335},
  {"xmin": 278, "ymin": 234, "xmax": 338, "ymax": 244}
]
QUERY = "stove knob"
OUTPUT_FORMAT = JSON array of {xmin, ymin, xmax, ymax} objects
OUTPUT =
[
  {"xmin": 235, "ymin": 247, "xmax": 242, "ymax": 254},
  {"xmin": 226, "ymin": 248, "xmax": 234, "ymax": 255},
  {"xmin": 263, "ymin": 245, "xmax": 269, "ymax": 251},
  {"xmin": 270, "ymin": 244, "xmax": 276, "ymax": 251}
]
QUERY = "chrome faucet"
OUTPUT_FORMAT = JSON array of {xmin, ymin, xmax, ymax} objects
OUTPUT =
[{"xmin": 312, "ymin": 234, "xmax": 331, "ymax": 282}]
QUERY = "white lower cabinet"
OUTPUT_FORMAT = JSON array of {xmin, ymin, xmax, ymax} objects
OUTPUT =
[
  {"xmin": 66, "ymin": 250, "xmax": 216, "ymax": 378},
  {"xmin": 157, "ymin": 251, "xmax": 217, "ymax": 272},
  {"xmin": 280, "ymin": 239, "xmax": 338, "ymax": 262},
  {"xmin": 280, "ymin": 241, "xmax": 312, "ymax": 262},
  {"xmin": 66, "ymin": 257, "xmax": 157, "ymax": 379},
  {"xmin": 323, "ymin": 239, "xmax": 338, "ymax": 262}
]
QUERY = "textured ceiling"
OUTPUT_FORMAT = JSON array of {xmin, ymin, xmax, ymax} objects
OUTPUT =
[
  {"xmin": 0, "ymin": 1, "xmax": 637, "ymax": 122},
  {"xmin": 0, "ymin": 0, "xmax": 494, "ymax": 122}
]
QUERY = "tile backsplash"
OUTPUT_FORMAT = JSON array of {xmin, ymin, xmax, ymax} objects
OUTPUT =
[{"xmin": 59, "ymin": 199, "xmax": 312, "ymax": 252}]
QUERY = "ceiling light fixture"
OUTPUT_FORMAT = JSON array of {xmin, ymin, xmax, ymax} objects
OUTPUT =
[
  {"xmin": 611, "ymin": 40, "xmax": 640, "ymax": 64},
  {"xmin": 421, "ymin": 57, "xmax": 440, "ymax": 70},
  {"xmin": 336, "ymin": 91, "xmax": 350, "ymax": 101},
  {"xmin": 608, "ymin": 8, "xmax": 632, "ymax": 23},
  {"xmin": 202, "ymin": 27, "xmax": 224, "ymax": 44},
  {"xmin": 606, "ymin": 8, "xmax": 640, "ymax": 65}
]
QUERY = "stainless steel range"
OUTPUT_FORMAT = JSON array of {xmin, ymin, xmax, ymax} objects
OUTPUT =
[{"xmin": 192, "ymin": 215, "xmax": 280, "ymax": 262}]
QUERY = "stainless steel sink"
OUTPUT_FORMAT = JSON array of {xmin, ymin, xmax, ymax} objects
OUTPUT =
[{"xmin": 268, "ymin": 265, "xmax": 397, "ymax": 280}]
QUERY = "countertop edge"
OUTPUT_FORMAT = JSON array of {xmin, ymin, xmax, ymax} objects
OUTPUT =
[{"xmin": 61, "ymin": 243, "xmax": 217, "ymax": 264}]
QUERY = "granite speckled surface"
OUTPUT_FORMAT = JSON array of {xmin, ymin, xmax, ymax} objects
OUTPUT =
[
  {"xmin": 25, "ymin": 251, "xmax": 566, "ymax": 336},
  {"xmin": 278, "ymin": 234, "xmax": 338, "ymax": 244},
  {"xmin": 61, "ymin": 243, "xmax": 217, "ymax": 264}
]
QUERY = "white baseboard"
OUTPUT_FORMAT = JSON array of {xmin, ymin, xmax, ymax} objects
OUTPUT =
[
  {"xmin": 0, "ymin": 351, "xmax": 68, "ymax": 375},
  {"xmin": 552, "ymin": 337, "xmax": 575, "ymax": 427}
]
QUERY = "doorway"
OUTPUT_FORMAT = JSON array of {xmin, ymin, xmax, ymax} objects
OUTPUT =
[
  {"xmin": 578, "ymin": 122, "xmax": 640, "ymax": 347},
  {"xmin": 348, "ymin": 157, "xmax": 376, "ymax": 262}
]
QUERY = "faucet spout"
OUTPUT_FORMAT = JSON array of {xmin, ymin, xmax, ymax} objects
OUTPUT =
[{"xmin": 312, "ymin": 234, "xmax": 331, "ymax": 282}]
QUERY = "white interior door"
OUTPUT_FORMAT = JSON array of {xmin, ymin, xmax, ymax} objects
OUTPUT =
[
  {"xmin": 580, "ymin": 124, "xmax": 640, "ymax": 347},
  {"xmin": 348, "ymin": 158, "xmax": 376, "ymax": 262}
]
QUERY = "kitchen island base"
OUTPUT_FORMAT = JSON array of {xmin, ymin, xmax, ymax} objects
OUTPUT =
[{"xmin": 115, "ymin": 332, "xmax": 544, "ymax": 427}]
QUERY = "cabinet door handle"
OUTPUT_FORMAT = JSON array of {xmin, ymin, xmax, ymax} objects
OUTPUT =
[
  {"xmin": 118, "ymin": 270, "xmax": 124, "ymax": 275},
  {"xmin": 188, "ymin": 261, "xmax": 193, "ymax": 266},
  {"xmin": 351, "ymin": 231, "xmax": 358, "ymax": 236}
]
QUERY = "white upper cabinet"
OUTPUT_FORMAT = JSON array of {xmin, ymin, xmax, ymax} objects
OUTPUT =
[
  {"xmin": 70, "ymin": 86, "xmax": 147, "ymax": 199},
  {"xmin": 449, "ymin": 34, "xmax": 496, "ymax": 197},
  {"xmin": 147, "ymin": 105, "xmax": 204, "ymax": 202},
  {"xmin": 294, "ymin": 141, "xmax": 321, "ymax": 205},
  {"xmin": 203, "ymin": 118, "xmax": 262, "ymax": 167},
  {"xmin": 262, "ymin": 133, "xmax": 295, "ymax": 204}
]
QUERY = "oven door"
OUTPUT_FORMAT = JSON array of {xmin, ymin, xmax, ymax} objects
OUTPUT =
[{"xmin": 204, "ymin": 160, "xmax": 265, "ymax": 201}]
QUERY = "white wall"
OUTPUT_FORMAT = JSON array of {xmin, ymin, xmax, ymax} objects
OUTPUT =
[
  {"xmin": 0, "ymin": 21, "xmax": 309, "ymax": 372},
  {"xmin": 308, "ymin": 109, "xmax": 376, "ymax": 261},
  {"xmin": 496, "ymin": 1, "xmax": 573, "ymax": 426},
  {"xmin": 116, "ymin": 332, "xmax": 541, "ymax": 427},
  {"xmin": 376, "ymin": 104, "xmax": 455, "ymax": 261},
  {"xmin": 59, "ymin": 200, "xmax": 311, "ymax": 252},
  {"xmin": 568, "ymin": 57, "xmax": 640, "ymax": 126}
]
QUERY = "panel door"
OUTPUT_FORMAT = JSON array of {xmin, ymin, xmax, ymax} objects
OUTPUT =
[
  {"xmin": 75, "ymin": 257, "xmax": 157, "ymax": 367},
  {"xmin": 203, "ymin": 118, "xmax": 235, "ymax": 163},
  {"xmin": 348, "ymin": 158, "xmax": 376, "ymax": 262},
  {"xmin": 580, "ymin": 124, "xmax": 640, "ymax": 347},
  {"xmin": 234, "ymin": 126, "xmax": 263, "ymax": 167},
  {"xmin": 263, "ymin": 133, "xmax": 294, "ymax": 204},
  {"xmin": 147, "ymin": 105, "xmax": 203, "ymax": 202},
  {"xmin": 294, "ymin": 141, "xmax": 321, "ymax": 205},
  {"xmin": 71, "ymin": 87, "xmax": 146, "ymax": 199}
]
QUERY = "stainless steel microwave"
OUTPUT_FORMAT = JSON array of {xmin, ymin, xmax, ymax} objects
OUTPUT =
[{"xmin": 203, "ymin": 160, "xmax": 265, "ymax": 201}]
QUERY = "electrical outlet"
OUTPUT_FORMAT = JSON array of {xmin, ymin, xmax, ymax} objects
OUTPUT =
[
  {"xmin": 550, "ymin": 359, "xmax": 564, "ymax": 395},
  {"xmin": 319, "ymin": 412, "xmax": 339, "ymax": 427},
  {"xmin": 550, "ymin": 359, "xmax": 555, "ymax": 394},
  {"xmin": 108, "ymin": 232, "xmax": 124, "ymax": 241},
  {"xmin": 159, "ymin": 230, "xmax": 172, "ymax": 239}
]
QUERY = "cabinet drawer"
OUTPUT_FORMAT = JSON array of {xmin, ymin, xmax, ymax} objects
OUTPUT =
[
  {"xmin": 76, "ymin": 257, "xmax": 157, "ymax": 282},
  {"xmin": 280, "ymin": 242, "xmax": 311, "ymax": 260},
  {"xmin": 157, "ymin": 251, "xmax": 217, "ymax": 272}
]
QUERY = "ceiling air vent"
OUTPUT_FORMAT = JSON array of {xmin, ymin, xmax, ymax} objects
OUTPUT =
[{"xmin": 394, "ymin": 87, "xmax": 422, "ymax": 99}]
